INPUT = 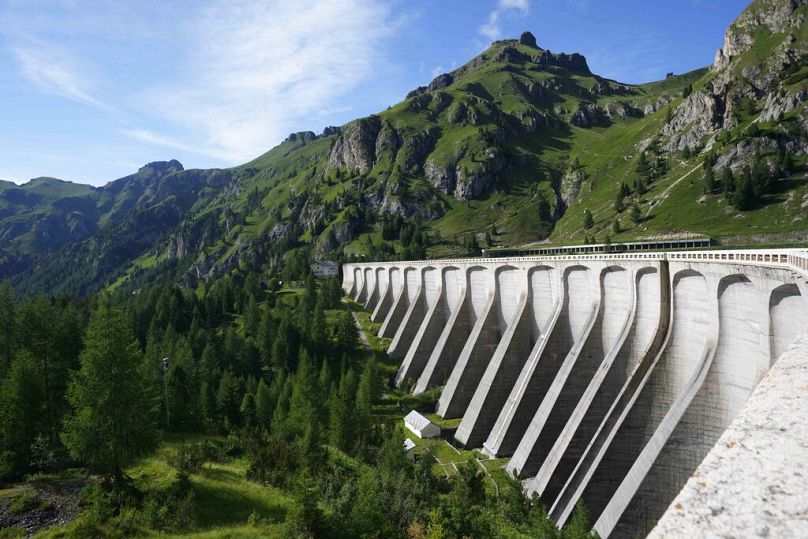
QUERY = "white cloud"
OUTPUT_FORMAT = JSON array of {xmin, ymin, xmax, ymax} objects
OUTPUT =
[
  {"xmin": 499, "ymin": 0, "xmax": 529, "ymax": 13},
  {"xmin": 137, "ymin": 0, "xmax": 395, "ymax": 163},
  {"xmin": 118, "ymin": 128, "xmax": 211, "ymax": 157},
  {"xmin": 11, "ymin": 43, "xmax": 110, "ymax": 111},
  {"xmin": 478, "ymin": 0, "xmax": 530, "ymax": 42},
  {"xmin": 430, "ymin": 65, "xmax": 445, "ymax": 78}
]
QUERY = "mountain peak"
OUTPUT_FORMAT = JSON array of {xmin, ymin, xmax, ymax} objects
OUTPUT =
[
  {"xmin": 519, "ymin": 31, "xmax": 538, "ymax": 48},
  {"xmin": 138, "ymin": 160, "xmax": 184, "ymax": 174}
]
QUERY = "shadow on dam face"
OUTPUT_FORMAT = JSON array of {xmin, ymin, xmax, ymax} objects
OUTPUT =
[
  {"xmin": 577, "ymin": 269, "xmax": 710, "ymax": 528},
  {"xmin": 343, "ymin": 253, "xmax": 808, "ymax": 539},
  {"xmin": 533, "ymin": 266, "xmax": 660, "ymax": 505},
  {"xmin": 484, "ymin": 265, "xmax": 593, "ymax": 457}
]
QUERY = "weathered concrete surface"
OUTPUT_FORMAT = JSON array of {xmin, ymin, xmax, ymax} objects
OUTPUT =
[
  {"xmin": 343, "ymin": 250, "xmax": 808, "ymax": 539},
  {"xmin": 414, "ymin": 268, "xmax": 470, "ymax": 392},
  {"xmin": 650, "ymin": 333, "xmax": 808, "ymax": 539},
  {"xmin": 396, "ymin": 267, "xmax": 445, "ymax": 385},
  {"xmin": 525, "ymin": 266, "xmax": 656, "ymax": 501}
]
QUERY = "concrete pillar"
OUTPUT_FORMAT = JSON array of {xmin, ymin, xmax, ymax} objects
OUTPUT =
[
  {"xmin": 364, "ymin": 267, "xmax": 385, "ymax": 312},
  {"xmin": 436, "ymin": 266, "xmax": 499, "ymax": 419},
  {"xmin": 454, "ymin": 267, "xmax": 533, "ymax": 447},
  {"xmin": 483, "ymin": 265, "xmax": 593, "ymax": 457},
  {"xmin": 562, "ymin": 267, "xmax": 717, "ymax": 536},
  {"xmin": 550, "ymin": 261, "xmax": 672, "ymax": 528},
  {"xmin": 414, "ymin": 268, "xmax": 471, "ymax": 393},
  {"xmin": 528, "ymin": 265, "xmax": 660, "ymax": 506},
  {"xmin": 396, "ymin": 267, "xmax": 445, "ymax": 385},
  {"xmin": 510, "ymin": 265, "xmax": 635, "ymax": 479},
  {"xmin": 387, "ymin": 268, "xmax": 425, "ymax": 359},
  {"xmin": 342, "ymin": 264, "xmax": 355, "ymax": 295},
  {"xmin": 351, "ymin": 266, "xmax": 364, "ymax": 301},
  {"xmin": 604, "ymin": 271, "xmax": 792, "ymax": 538},
  {"xmin": 378, "ymin": 266, "xmax": 410, "ymax": 339},
  {"xmin": 371, "ymin": 267, "xmax": 395, "ymax": 323},
  {"xmin": 355, "ymin": 267, "xmax": 373, "ymax": 303}
]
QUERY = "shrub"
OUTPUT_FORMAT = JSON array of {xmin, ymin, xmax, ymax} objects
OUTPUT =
[
  {"xmin": 142, "ymin": 472, "xmax": 196, "ymax": 531},
  {"xmin": 8, "ymin": 492, "xmax": 46, "ymax": 514}
]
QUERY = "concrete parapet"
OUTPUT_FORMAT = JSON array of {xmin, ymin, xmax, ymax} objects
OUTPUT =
[{"xmin": 649, "ymin": 333, "xmax": 808, "ymax": 538}]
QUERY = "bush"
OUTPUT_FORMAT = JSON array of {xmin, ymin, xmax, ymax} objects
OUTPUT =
[
  {"xmin": 8, "ymin": 492, "xmax": 47, "ymax": 514},
  {"xmin": 170, "ymin": 438, "xmax": 239, "ymax": 473},
  {"xmin": 142, "ymin": 472, "xmax": 196, "ymax": 531},
  {"xmin": 0, "ymin": 528, "xmax": 24, "ymax": 539}
]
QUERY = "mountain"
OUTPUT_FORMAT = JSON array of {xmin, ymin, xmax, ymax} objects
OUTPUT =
[{"xmin": 2, "ymin": 0, "xmax": 807, "ymax": 296}]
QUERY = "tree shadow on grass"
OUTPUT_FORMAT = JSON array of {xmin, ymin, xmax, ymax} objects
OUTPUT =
[{"xmin": 193, "ymin": 468, "xmax": 288, "ymax": 528}]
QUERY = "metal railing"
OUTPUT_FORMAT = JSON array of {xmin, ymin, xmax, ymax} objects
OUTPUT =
[{"xmin": 343, "ymin": 248, "xmax": 808, "ymax": 285}]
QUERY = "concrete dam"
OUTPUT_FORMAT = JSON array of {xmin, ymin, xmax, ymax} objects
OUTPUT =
[{"xmin": 342, "ymin": 249, "xmax": 808, "ymax": 538}]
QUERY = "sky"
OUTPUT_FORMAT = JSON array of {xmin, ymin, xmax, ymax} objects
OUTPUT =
[{"xmin": 0, "ymin": 0, "xmax": 751, "ymax": 186}]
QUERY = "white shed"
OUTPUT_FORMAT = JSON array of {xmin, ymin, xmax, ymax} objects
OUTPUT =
[
  {"xmin": 404, "ymin": 410, "xmax": 441, "ymax": 439},
  {"xmin": 403, "ymin": 437, "xmax": 416, "ymax": 461}
]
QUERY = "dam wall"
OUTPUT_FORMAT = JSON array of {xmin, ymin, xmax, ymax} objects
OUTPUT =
[{"xmin": 343, "ymin": 249, "xmax": 808, "ymax": 538}]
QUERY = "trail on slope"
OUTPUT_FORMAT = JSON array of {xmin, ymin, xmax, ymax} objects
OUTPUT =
[
  {"xmin": 351, "ymin": 312, "xmax": 372, "ymax": 355},
  {"xmin": 644, "ymin": 162, "xmax": 702, "ymax": 218}
]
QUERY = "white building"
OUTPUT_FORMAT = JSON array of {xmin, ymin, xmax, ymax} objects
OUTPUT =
[
  {"xmin": 403, "ymin": 437, "xmax": 416, "ymax": 461},
  {"xmin": 404, "ymin": 410, "xmax": 441, "ymax": 439},
  {"xmin": 311, "ymin": 259, "xmax": 339, "ymax": 279}
]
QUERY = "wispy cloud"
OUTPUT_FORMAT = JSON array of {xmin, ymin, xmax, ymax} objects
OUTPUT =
[
  {"xmin": 11, "ymin": 42, "xmax": 111, "ymax": 111},
  {"xmin": 117, "ymin": 128, "xmax": 211, "ymax": 157},
  {"xmin": 479, "ymin": 0, "xmax": 530, "ymax": 42},
  {"xmin": 136, "ymin": 0, "xmax": 396, "ymax": 163}
]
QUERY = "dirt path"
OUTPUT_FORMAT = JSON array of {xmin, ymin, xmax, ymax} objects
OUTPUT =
[
  {"xmin": 644, "ymin": 162, "xmax": 702, "ymax": 218},
  {"xmin": 352, "ymin": 312, "xmax": 372, "ymax": 354},
  {"xmin": 342, "ymin": 300, "xmax": 372, "ymax": 355}
]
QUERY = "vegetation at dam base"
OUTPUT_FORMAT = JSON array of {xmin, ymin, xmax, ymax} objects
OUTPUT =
[{"xmin": 0, "ymin": 275, "xmax": 597, "ymax": 538}]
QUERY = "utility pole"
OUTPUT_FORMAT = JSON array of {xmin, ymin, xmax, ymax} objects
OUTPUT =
[{"xmin": 161, "ymin": 357, "xmax": 170, "ymax": 429}]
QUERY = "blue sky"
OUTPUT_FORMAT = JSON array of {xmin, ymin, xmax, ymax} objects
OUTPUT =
[{"xmin": 0, "ymin": 0, "xmax": 749, "ymax": 186}]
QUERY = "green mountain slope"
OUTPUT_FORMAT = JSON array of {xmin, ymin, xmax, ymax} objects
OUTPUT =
[{"xmin": 3, "ymin": 0, "xmax": 807, "ymax": 296}]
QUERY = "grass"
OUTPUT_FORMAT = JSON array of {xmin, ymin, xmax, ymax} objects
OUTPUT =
[
  {"xmin": 35, "ymin": 434, "xmax": 294, "ymax": 538},
  {"xmin": 7, "ymin": 490, "xmax": 49, "ymax": 514}
]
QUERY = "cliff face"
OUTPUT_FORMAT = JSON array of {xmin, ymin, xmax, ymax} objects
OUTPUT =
[{"xmin": 666, "ymin": 0, "xmax": 807, "ymax": 157}]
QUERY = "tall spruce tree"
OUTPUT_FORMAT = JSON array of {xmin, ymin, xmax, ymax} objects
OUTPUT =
[{"xmin": 61, "ymin": 299, "xmax": 159, "ymax": 483}]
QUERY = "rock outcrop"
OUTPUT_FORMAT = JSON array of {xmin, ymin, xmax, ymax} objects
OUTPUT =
[
  {"xmin": 327, "ymin": 116, "xmax": 383, "ymax": 173},
  {"xmin": 570, "ymin": 102, "xmax": 610, "ymax": 127},
  {"xmin": 520, "ymin": 31, "xmax": 538, "ymax": 48}
]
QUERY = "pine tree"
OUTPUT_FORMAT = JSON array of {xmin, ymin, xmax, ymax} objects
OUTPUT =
[
  {"xmin": 61, "ymin": 299, "xmax": 159, "ymax": 482},
  {"xmin": 216, "ymin": 368, "xmax": 243, "ymax": 428},
  {"xmin": 244, "ymin": 295, "xmax": 260, "ymax": 337},
  {"xmin": 583, "ymin": 209, "xmax": 594, "ymax": 229},
  {"xmin": 335, "ymin": 312, "xmax": 359, "ymax": 359},
  {"xmin": 0, "ymin": 352, "xmax": 45, "ymax": 476},
  {"xmin": 329, "ymin": 369, "xmax": 357, "ymax": 450},
  {"xmin": 733, "ymin": 171, "xmax": 756, "ymax": 210},
  {"xmin": 240, "ymin": 392, "xmax": 257, "ymax": 428},
  {"xmin": 0, "ymin": 283, "xmax": 18, "ymax": 378},
  {"xmin": 703, "ymin": 167, "xmax": 715, "ymax": 193},
  {"xmin": 630, "ymin": 203, "xmax": 641, "ymax": 224},
  {"xmin": 721, "ymin": 168, "xmax": 735, "ymax": 194},
  {"xmin": 255, "ymin": 379, "xmax": 275, "ymax": 429},
  {"xmin": 635, "ymin": 151, "xmax": 652, "ymax": 181},
  {"xmin": 614, "ymin": 190, "xmax": 625, "ymax": 213}
]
